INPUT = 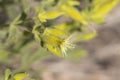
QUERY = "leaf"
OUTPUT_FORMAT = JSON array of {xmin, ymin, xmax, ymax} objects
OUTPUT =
[
  {"xmin": 72, "ymin": 50, "xmax": 87, "ymax": 59},
  {"xmin": 18, "ymin": 12, "xmax": 27, "ymax": 23},
  {"xmin": 8, "ymin": 12, "xmax": 27, "ymax": 42},
  {"xmin": 45, "ymin": 10, "xmax": 64, "ymax": 19},
  {"xmin": 14, "ymin": 73, "xmax": 28, "ymax": 80},
  {"xmin": 12, "ymin": 12, "xmax": 27, "ymax": 25},
  {"xmin": 67, "ymin": 0, "xmax": 80, "ymax": 6},
  {"xmin": 77, "ymin": 32, "xmax": 97, "ymax": 42},
  {"xmin": 38, "ymin": 11, "xmax": 46, "ymax": 22},
  {"xmin": 91, "ymin": 0, "xmax": 120, "ymax": 23},
  {"xmin": 44, "ymin": 28, "xmax": 67, "ymax": 37},
  {"xmin": 32, "ymin": 25, "xmax": 44, "ymax": 43},
  {"xmin": 61, "ymin": 5, "xmax": 87, "ymax": 25},
  {"xmin": 54, "ymin": 24, "xmax": 68, "ymax": 31},
  {"xmin": 93, "ymin": 0, "xmax": 105, "ymax": 4},
  {"xmin": 68, "ymin": 50, "xmax": 87, "ymax": 59},
  {"xmin": 5, "ymin": 69, "xmax": 11, "ymax": 80},
  {"xmin": 38, "ymin": 10, "xmax": 64, "ymax": 22}
]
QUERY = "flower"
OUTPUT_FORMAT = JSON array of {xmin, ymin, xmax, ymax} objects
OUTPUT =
[
  {"xmin": 60, "ymin": 36, "xmax": 75, "ymax": 57},
  {"xmin": 41, "ymin": 28, "xmax": 75, "ymax": 57}
]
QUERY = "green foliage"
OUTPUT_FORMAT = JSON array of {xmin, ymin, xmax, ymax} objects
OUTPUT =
[
  {"xmin": 4, "ymin": 69, "xmax": 33, "ymax": 80},
  {"xmin": 0, "ymin": 0, "xmax": 119, "ymax": 79},
  {"xmin": 1, "ymin": 0, "xmax": 119, "ymax": 57}
]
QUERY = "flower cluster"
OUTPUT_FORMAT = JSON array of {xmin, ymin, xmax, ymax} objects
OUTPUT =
[
  {"xmin": 32, "ymin": 0, "xmax": 120, "ymax": 57},
  {"xmin": 42, "ymin": 28, "xmax": 75, "ymax": 57}
]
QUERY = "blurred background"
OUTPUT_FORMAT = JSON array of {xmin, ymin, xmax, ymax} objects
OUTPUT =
[{"xmin": 0, "ymin": 0, "xmax": 120, "ymax": 80}]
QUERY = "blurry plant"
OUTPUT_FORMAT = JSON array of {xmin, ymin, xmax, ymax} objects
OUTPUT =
[
  {"xmin": 33, "ymin": 0, "xmax": 119, "ymax": 57},
  {"xmin": 0, "ymin": 0, "xmax": 119, "ymax": 79},
  {"xmin": 4, "ymin": 69, "xmax": 34, "ymax": 80},
  {"xmin": 1, "ymin": 0, "xmax": 117, "ymax": 58}
]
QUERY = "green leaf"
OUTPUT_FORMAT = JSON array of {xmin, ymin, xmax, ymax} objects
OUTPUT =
[
  {"xmin": 32, "ymin": 26, "xmax": 42, "ymax": 43},
  {"xmin": 13, "ymin": 72, "xmax": 28, "ymax": 80},
  {"xmin": 91, "ymin": 0, "xmax": 120, "ymax": 23},
  {"xmin": 5, "ymin": 69, "xmax": 11, "ymax": 80},
  {"xmin": 70, "ymin": 50, "xmax": 87, "ymax": 59},
  {"xmin": 76, "ymin": 32, "xmax": 97, "ymax": 42},
  {"xmin": 67, "ymin": 46, "xmax": 87, "ymax": 59},
  {"xmin": 38, "ymin": 10, "xmax": 64, "ymax": 22},
  {"xmin": 61, "ymin": 5, "xmax": 87, "ymax": 25},
  {"xmin": 12, "ymin": 12, "xmax": 27, "ymax": 25}
]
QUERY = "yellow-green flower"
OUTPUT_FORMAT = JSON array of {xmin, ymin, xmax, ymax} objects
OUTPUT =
[
  {"xmin": 41, "ymin": 28, "xmax": 74, "ymax": 57},
  {"xmin": 60, "ymin": 36, "xmax": 75, "ymax": 56}
]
